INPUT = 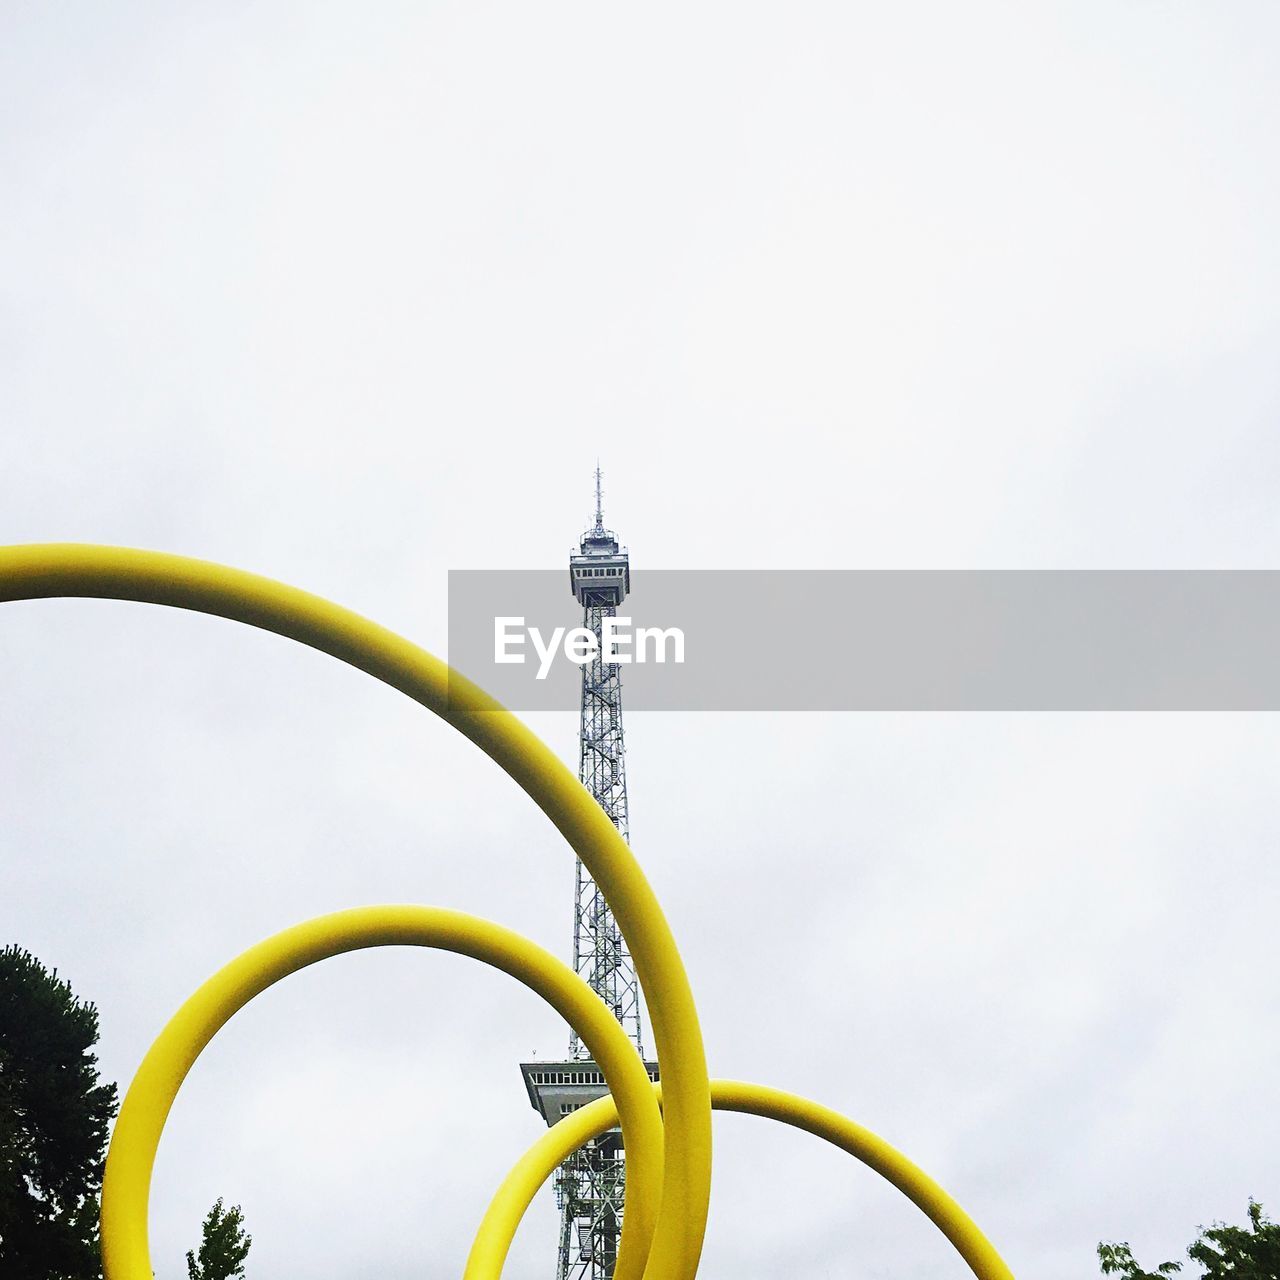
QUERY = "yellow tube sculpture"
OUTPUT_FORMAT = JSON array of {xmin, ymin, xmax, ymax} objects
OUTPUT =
[
  {"xmin": 471, "ymin": 1080, "xmax": 1014, "ymax": 1280},
  {"xmin": 0, "ymin": 541, "xmax": 1015, "ymax": 1280},
  {"xmin": 98, "ymin": 907, "xmax": 664, "ymax": 1280},
  {"xmin": 0, "ymin": 543, "xmax": 711, "ymax": 1280}
]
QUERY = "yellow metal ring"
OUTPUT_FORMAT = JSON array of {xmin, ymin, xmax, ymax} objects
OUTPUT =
[
  {"xmin": 0, "ymin": 543, "xmax": 711, "ymax": 1280},
  {"xmin": 99, "ymin": 907, "xmax": 664, "ymax": 1280},
  {"xmin": 472, "ymin": 1079, "xmax": 1014, "ymax": 1280},
  {"xmin": 4, "ymin": 543, "xmax": 1017, "ymax": 1279}
]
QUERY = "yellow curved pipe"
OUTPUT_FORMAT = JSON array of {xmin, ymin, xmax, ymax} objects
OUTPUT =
[
  {"xmin": 0, "ymin": 543, "xmax": 710, "ymax": 1280},
  {"xmin": 472, "ymin": 1079, "xmax": 1014, "ymax": 1280},
  {"xmin": 100, "ymin": 906, "xmax": 665, "ymax": 1280}
]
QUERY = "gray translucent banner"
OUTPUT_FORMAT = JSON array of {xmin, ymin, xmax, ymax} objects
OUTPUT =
[{"xmin": 446, "ymin": 570, "xmax": 1280, "ymax": 711}]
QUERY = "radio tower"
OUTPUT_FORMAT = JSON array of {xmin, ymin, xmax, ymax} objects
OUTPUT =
[{"xmin": 519, "ymin": 468, "xmax": 657, "ymax": 1280}]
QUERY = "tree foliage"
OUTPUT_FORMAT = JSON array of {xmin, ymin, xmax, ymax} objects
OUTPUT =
[
  {"xmin": 1188, "ymin": 1203, "xmax": 1280, "ymax": 1280},
  {"xmin": 187, "ymin": 1198, "xmax": 252, "ymax": 1280},
  {"xmin": 0, "ymin": 944, "xmax": 119, "ymax": 1280},
  {"xmin": 1099, "ymin": 1240, "xmax": 1185, "ymax": 1279},
  {"xmin": 1100, "ymin": 1202, "xmax": 1280, "ymax": 1280}
]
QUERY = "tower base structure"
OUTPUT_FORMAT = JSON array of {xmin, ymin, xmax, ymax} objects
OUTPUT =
[{"xmin": 519, "ymin": 1059, "xmax": 660, "ymax": 1279}]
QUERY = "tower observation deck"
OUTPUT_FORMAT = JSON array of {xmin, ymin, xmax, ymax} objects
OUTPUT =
[{"xmin": 518, "ymin": 469, "xmax": 658, "ymax": 1280}]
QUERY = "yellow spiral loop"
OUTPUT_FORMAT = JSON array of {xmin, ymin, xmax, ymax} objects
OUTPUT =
[{"xmin": 0, "ymin": 542, "xmax": 1011, "ymax": 1280}]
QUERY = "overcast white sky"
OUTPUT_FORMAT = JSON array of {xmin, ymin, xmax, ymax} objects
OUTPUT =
[{"xmin": 3, "ymin": 3, "xmax": 1279, "ymax": 1278}]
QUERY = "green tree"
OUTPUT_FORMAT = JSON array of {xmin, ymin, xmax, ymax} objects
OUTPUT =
[
  {"xmin": 1100, "ymin": 1202, "xmax": 1280, "ymax": 1280},
  {"xmin": 0, "ymin": 944, "xmax": 119, "ymax": 1280},
  {"xmin": 186, "ymin": 1198, "xmax": 252, "ymax": 1280},
  {"xmin": 1098, "ymin": 1240, "xmax": 1184, "ymax": 1279},
  {"xmin": 1188, "ymin": 1202, "xmax": 1280, "ymax": 1279}
]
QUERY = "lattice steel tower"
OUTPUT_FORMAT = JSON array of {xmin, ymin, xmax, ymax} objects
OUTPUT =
[{"xmin": 519, "ymin": 469, "xmax": 657, "ymax": 1280}]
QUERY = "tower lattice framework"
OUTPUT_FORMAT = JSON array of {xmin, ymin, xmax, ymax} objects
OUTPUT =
[{"xmin": 519, "ymin": 469, "xmax": 655, "ymax": 1280}]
